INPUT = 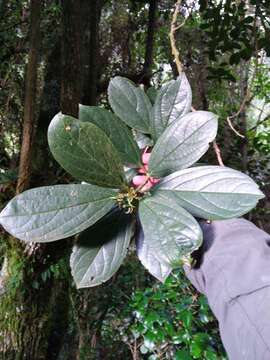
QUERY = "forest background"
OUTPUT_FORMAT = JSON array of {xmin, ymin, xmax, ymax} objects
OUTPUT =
[{"xmin": 0, "ymin": 0, "xmax": 269, "ymax": 359}]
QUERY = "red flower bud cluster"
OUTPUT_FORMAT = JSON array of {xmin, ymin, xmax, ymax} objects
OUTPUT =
[{"xmin": 132, "ymin": 148, "xmax": 160, "ymax": 192}]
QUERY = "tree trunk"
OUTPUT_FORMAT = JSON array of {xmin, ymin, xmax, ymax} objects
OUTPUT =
[
  {"xmin": 32, "ymin": 41, "xmax": 62, "ymax": 179},
  {"xmin": 16, "ymin": 0, "xmax": 41, "ymax": 194},
  {"xmin": 142, "ymin": 0, "xmax": 158, "ymax": 87},
  {"xmin": 60, "ymin": 0, "xmax": 81, "ymax": 116},
  {"xmin": 0, "ymin": 1, "xmax": 83, "ymax": 358},
  {"xmin": 81, "ymin": 0, "xmax": 103, "ymax": 106}
]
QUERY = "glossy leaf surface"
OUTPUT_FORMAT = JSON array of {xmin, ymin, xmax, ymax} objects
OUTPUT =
[
  {"xmin": 154, "ymin": 166, "xmax": 265, "ymax": 219},
  {"xmin": 79, "ymin": 105, "xmax": 141, "ymax": 166},
  {"xmin": 148, "ymin": 111, "xmax": 218, "ymax": 177},
  {"xmin": 151, "ymin": 73, "xmax": 192, "ymax": 140},
  {"xmin": 139, "ymin": 194, "xmax": 202, "ymax": 267},
  {"xmin": 70, "ymin": 210, "xmax": 133, "ymax": 288},
  {"xmin": 136, "ymin": 225, "xmax": 172, "ymax": 282},
  {"xmin": 48, "ymin": 113, "xmax": 126, "ymax": 188},
  {"xmin": 0, "ymin": 184, "xmax": 116, "ymax": 242},
  {"xmin": 108, "ymin": 76, "xmax": 152, "ymax": 133}
]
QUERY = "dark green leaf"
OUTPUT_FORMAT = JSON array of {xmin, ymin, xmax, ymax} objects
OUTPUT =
[
  {"xmin": 181, "ymin": 310, "xmax": 193, "ymax": 328},
  {"xmin": 230, "ymin": 52, "xmax": 241, "ymax": 65},
  {"xmin": 136, "ymin": 225, "xmax": 172, "ymax": 282},
  {"xmin": 108, "ymin": 76, "xmax": 152, "ymax": 133},
  {"xmin": 243, "ymin": 16, "xmax": 254, "ymax": 24},
  {"xmin": 154, "ymin": 166, "xmax": 264, "ymax": 219},
  {"xmin": 139, "ymin": 193, "xmax": 202, "ymax": 267},
  {"xmin": 70, "ymin": 210, "xmax": 133, "ymax": 288},
  {"xmin": 150, "ymin": 73, "xmax": 192, "ymax": 140},
  {"xmin": 0, "ymin": 184, "xmax": 116, "ymax": 242},
  {"xmin": 148, "ymin": 111, "xmax": 218, "ymax": 177},
  {"xmin": 0, "ymin": 168, "xmax": 17, "ymax": 184},
  {"xmin": 239, "ymin": 47, "xmax": 252, "ymax": 60},
  {"xmin": 175, "ymin": 349, "xmax": 192, "ymax": 360},
  {"xmin": 191, "ymin": 333, "xmax": 209, "ymax": 358},
  {"xmin": 79, "ymin": 105, "xmax": 141, "ymax": 166},
  {"xmin": 48, "ymin": 113, "xmax": 126, "ymax": 188},
  {"xmin": 146, "ymin": 87, "xmax": 158, "ymax": 104}
]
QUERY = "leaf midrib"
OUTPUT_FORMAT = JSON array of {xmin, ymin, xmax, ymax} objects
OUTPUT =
[{"xmin": 1, "ymin": 196, "xmax": 114, "ymax": 218}]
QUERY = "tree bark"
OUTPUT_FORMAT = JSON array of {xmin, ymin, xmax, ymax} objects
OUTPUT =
[
  {"xmin": 60, "ymin": 0, "xmax": 81, "ymax": 116},
  {"xmin": 97, "ymin": 0, "xmax": 158, "ymax": 93},
  {"xmin": 0, "ymin": 2, "xmax": 83, "ymax": 358},
  {"xmin": 16, "ymin": 0, "xmax": 42, "ymax": 194},
  {"xmin": 142, "ymin": 0, "xmax": 158, "ymax": 87},
  {"xmin": 81, "ymin": 0, "xmax": 103, "ymax": 106}
]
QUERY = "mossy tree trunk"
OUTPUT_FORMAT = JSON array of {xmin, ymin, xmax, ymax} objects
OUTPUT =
[
  {"xmin": 0, "ymin": 1, "xmax": 81, "ymax": 358},
  {"xmin": 16, "ymin": 0, "xmax": 41, "ymax": 194}
]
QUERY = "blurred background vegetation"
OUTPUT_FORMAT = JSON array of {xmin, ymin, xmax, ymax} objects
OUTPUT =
[{"xmin": 0, "ymin": 0, "xmax": 269, "ymax": 358}]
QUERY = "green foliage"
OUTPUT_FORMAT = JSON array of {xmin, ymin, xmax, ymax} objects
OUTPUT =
[
  {"xmin": 155, "ymin": 166, "xmax": 264, "ymax": 219},
  {"xmin": 150, "ymin": 73, "xmax": 192, "ymax": 140},
  {"xmin": 108, "ymin": 76, "xmax": 152, "ymax": 133},
  {"xmin": 0, "ymin": 76, "xmax": 264, "ymax": 288},
  {"xmin": 199, "ymin": 0, "xmax": 270, "ymax": 81},
  {"xmin": 139, "ymin": 194, "xmax": 202, "ymax": 267},
  {"xmin": 71, "ymin": 210, "xmax": 133, "ymax": 288},
  {"xmin": 79, "ymin": 105, "xmax": 141, "ymax": 166},
  {"xmin": 251, "ymin": 63, "xmax": 270, "ymax": 103},
  {"xmin": 100, "ymin": 268, "xmax": 227, "ymax": 359},
  {"xmin": 253, "ymin": 131, "xmax": 270, "ymax": 155},
  {"xmin": 48, "ymin": 113, "xmax": 126, "ymax": 188},
  {"xmin": 148, "ymin": 111, "xmax": 218, "ymax": 176},
  {"xmin": 0, "ymin": 184, "xmax": 116, "ymax": 242},
  {"xmin": 137, "ymin": 226, "xmax": 172, "ymax": 282},
  {"xmin": 0, "ymin": 168, "xmax": 17, "ymax": 185}
]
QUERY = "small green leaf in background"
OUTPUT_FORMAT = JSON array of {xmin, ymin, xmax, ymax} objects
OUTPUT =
[
  {"xmin": 148, "ymin": 111, "xmax": 218, "ymax": 177},
  {"xmin": 136, "ymin": 225, "xmax": 172, "ymax": 282},
  {"xmin": 190, "ymin": 333, "xmax": 210, "ymax": 359},
  {"xmin": 154, "ymin": 166, "xmax": 265, "ymax": 219},
  {"xmin": 150, "ymin": 73, "xmax": 192, "ymax": 140},
  {"xmin": 70, "ymin": 210, "xmax": 134, "ymax": 288},
  {"xmin": 0, "ymin": 168, "xmax": 17, "ymax": 184},
  {"xmin": 79, "ymin": 105, "xmax": 141, "ymax": 167},
  {"xmin": 108, "ymin": 76, "xmax": 152, "ymax": 133},
  {"xmin": 0, "ymin": 184, "xmax": 116, "ymax": 242},
  {"xmin": 139, "ymin": 193, "xmax": 202, "ymax": 267},
  {"xmin": 181, "ymin": 310, "xmax": 193, "ymax": 329},
  {"xmin": 175, "ymin": 349, "xmax": 192, "ymax": 360},
  {"xmin": 48, "ymin": 113, "xmax": 126, "ymax": 188}
]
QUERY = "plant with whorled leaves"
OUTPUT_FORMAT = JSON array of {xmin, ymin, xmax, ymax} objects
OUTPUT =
[{"xmin": 0, "ymin": 75, "xmax": 264, "ymax": 288}]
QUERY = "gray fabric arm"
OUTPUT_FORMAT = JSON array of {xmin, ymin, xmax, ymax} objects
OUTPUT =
[{"xmin": 184, "ymin": 219, "xmax": 270, "ymax": 360}]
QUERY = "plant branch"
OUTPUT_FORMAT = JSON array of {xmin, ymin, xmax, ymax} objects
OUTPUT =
[
  {"xmin": 226, "ymin": 115, "xmax": 245, "ymax": 138},
  {"xmin": 213, "ymin": 141, "xmax": 224, "ymax": 166},
  {"xmin": 169, "ymin": 0, "xmax": 184, "ymax": 74},
  {"xmin": 248, "ymin": 115, "xmax": 270, "ymax": 132},
  {"xmin": 142, "ymin": 0, "xmax": 158, "ymax": 86}
]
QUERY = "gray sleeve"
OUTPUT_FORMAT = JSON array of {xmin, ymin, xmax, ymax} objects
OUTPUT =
[{"xmin": 184, "ymin": 218, "xmax": 270, "ymax": 360}]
